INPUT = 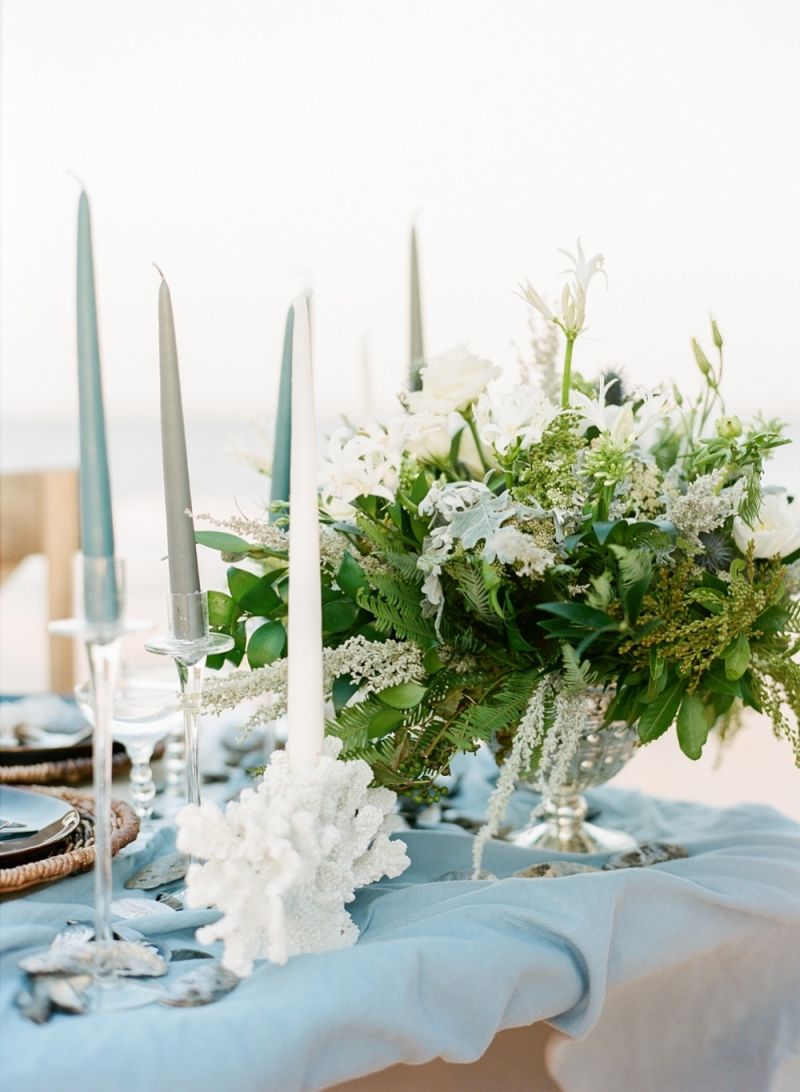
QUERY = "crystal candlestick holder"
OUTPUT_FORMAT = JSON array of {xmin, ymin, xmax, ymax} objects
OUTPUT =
[
  {"xmin": 75, "ymin": 671, "xmax": 181, "ymax": 826},
  {"xmin": 145, "ymin": 592, "xmax": 233, "ymax": 812},
  {"xmin": 47, "ymin": 557, "xmax": 161, "ymax": 1011}
]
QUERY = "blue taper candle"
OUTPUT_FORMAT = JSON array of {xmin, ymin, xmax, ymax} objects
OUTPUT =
[
  {"xmin": 270, "ymin": 306, "xmax": 294, "ymax": 518},
  {"xmin": 76, "ymin": 191, "xmax": 119, "ymax": 623}
]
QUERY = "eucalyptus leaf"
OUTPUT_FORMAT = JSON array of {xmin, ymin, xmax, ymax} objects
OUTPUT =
[
  {"xmin": 724, "ymin": 633, "xmax": 750, "ymax": 680},
  {"xmin": 207, "ymin": 590, "xmax": 236, "ymax": 628},
  {"xmin": 227, "ymin": 566, "xmax": 260, "ymax": 603},
  {"xmin": 323, "ymin": 599, "xmax": 361, "ymax": 634},
  {"xmin": 423, "ymin": 647, "xmax": 445, "ymax": 674},
  {"xmin": 368, "ymin": 707, "xmax": 405, "ymax": 738},
  {"xmin": 704, "ymin": 663, "xmax": 744, "ymax": 697},
  {"xmin": 638, "ymin": 679, "xmax": 685, "ymax": 743},
  {"xmin": 591, "ymin": 520, "xmax": 626, "ymax": 546},
  {"xmin": 336, "ymin": 553, "xmax": 369, "ymax": 600},
  {"xmin": 539, "ymin": 602, "xmax": 616, "ymax": 630},
  {"xmin": 676, "ymin": 691, "xmax": 710, "ymax": 759},
  {"xmin": 378, "ymin": 682, "xmax": 428, "ymax": 709},
  {"xmin": 196, "ymin": 531, "xmax": 252, "ymax": 555},
  {"xmin": 239, "ymin": 576, "xmax": 282, "ymax": 616},
  {"xmin": 332, "ymin": 674, "xmax": 359, "ymax": 714},
  {"xmin": 247, "ymin": 622, "xmax": 286, "ymax": 668}
]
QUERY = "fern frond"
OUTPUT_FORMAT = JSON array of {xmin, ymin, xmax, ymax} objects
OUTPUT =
[
  {"xmin": 357, "ymin": 591, "xmax": 436, "ymax": 645},
  {"xmin": 449, "ymin": 669, "xmax": 540, "ymax": 746},
  {"xmin": 446, "ymin": 559, "xmax": 497, "ymax": 625},
  {"xmin": 739, "ymin": 472, "xmax": 762, "ymax": 526},
  {"xmin": 364, "ymin": 571, "xmax": 425, "ymax": 612},
  {"xmin": 609, "ymin": 545, "xmax": 651, "ymax": 587},
  {"xmin": 383, "ymin": 551, "xmax": 424, "ymax": 583},
  {"xmin": 561, "ymin": 643, "xmax": 597, "ymax": 692},
  {"xmin": 354, "ymin": 515, "xmax": 399, "ymax": 552}
]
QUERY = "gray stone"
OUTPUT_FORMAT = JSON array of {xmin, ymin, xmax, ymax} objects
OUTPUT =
[
  {"xmin": 160, "ymin": 963, "xmax": 240, "ymax": 1007},
  {"xmin": 16, "ymin": 973, "xmax": 91, "ymax": 1023},
  {"xmin": 602, "ymin": 841, "xmax": 688, "ymax": 871},
  {"xmin": 125, "ymin": 851, "xmax": 189, "ymax": 889},
  {"xmin": 515, "ymin": 861, "xmax": 601, "ymax": 879}
]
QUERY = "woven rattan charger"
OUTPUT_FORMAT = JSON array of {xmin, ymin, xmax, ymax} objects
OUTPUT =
[
  {"xmin": 0, "ymin": 786, "xmax": 139, "ymax": 895},
  {"xmin": 0, "ymin": 749, "xmax": 131, "ymax": 786}
]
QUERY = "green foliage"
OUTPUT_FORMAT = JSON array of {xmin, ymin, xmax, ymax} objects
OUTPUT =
[
  {"xmin": 247, "ymin": 621, "xmax": 286, "ymax": 668},
  {"xmin": 195, "ymin": 310, "xmax": 798, "ymax": 795}
]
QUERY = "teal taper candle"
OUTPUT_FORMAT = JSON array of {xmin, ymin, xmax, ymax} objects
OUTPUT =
[
  {"xmin": 269, "ymin": 305, "xmax": 294, "ymax": 518},
  {"xmin": 76, "ymin": 191, "xmax": 119, "ymax": 624},
  {"xmin": 157, "ymin": 273, "xmax": 203, "ymax": 638}
]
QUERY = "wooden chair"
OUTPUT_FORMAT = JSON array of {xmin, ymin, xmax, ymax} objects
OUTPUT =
[{"xmin": 0, "ymin": 469, "xmax": 79, "ymax": 693}]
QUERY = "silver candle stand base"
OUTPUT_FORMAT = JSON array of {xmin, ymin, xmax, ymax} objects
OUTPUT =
[
  {"xmin": 47, "ymin": 558, "xmax": 160, "ymax": 1010},
  {"xmin": 510, "ymin": 697, "xmax": 640, "ymax": 856}
]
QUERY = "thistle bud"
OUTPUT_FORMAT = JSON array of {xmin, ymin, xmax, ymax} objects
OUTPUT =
[
  {"xmin": 711, "ymin": 318, "xmax": 723, "ymax": 349},
  {"xmin": 715, "ymin": 415, "xmax": 742, "ymax": 440},
  {"xmin": 691, "ymin": 339, "xmax": 712, "ymax": 377}
]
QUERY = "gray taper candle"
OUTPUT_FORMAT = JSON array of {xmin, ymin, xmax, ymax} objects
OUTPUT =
[
  {"xmin": 157, "ymin": 272, "xmax": 203, "ymax": 638},
  {"xmin": 409, "ymin": 224, "xmax": 425, "ymax": 391}
]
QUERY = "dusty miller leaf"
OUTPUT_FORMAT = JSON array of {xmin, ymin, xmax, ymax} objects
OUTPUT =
[{"xmin": 450, "ymin": 492, "xmax": 515, "ymax": 553}]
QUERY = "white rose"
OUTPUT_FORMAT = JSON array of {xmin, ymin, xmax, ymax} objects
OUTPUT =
[
  {"xmin": 402, "ymin": 411, "xmax": 454, "ymax": 464},
  {"xmin": 402, "ymin": 411, "xmax": 488, "ymax": 476},
  {"xmin": 405, "ymin": 345, "xmax": 500, "ymax": 414},
  {"xmin": 732, "ymin": 491, "xmax": 800, "ymax": 559}
]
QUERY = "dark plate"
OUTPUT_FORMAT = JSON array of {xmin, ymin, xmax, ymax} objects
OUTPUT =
[
  {"xmin": 0, "ymin": 695, "xmax": 118, "ymax": 766},
  {"xmin": 0, "ymin": 786, "xmax": 81, "ymax": 863}
]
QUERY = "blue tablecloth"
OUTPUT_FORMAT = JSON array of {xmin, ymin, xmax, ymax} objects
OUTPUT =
[{"xmin": 2, "ymin": 753, "xmax": 800, "ymax": 1092}]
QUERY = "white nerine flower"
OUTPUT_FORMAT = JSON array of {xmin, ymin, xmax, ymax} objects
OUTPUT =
[
  {"xmin": 519, "ymin": 239, "xmax": 606, "ymax": 337},
  {"xmin": 321, "ymin": 423, "xmax": 402, "ymax": 505},
  {"xmin": 404, "ymin": 345, "xmax": 500, "ymax": 415},
  {"xmin": 475, "ymin": 385, "xmax": 560, "ymax": 454},
  {"xmin": 570, "ymin": 385, "xmax": 674, "ymax": 446},
  {"xmin": 732, "ymin": 491, "xmax": 800, "ymax": 559}
]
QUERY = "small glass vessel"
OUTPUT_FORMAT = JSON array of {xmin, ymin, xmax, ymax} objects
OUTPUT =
[
  {"xmin": 76, "ymin": 670, "xmax": 180, "ymax": 826},
  {"xmin": 510, "ymin": 690, "xmax": 639, "ymax": 854}
]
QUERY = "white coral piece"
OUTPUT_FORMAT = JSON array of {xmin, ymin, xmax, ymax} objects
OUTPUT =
[{"xmin": 176, "ymin": 737, "xmax": 410, "ymax": 977}]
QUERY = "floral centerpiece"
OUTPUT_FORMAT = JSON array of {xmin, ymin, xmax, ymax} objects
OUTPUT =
[{"xmin": 198, "ymin": 242, "xmax": 800, "ymax": 816}]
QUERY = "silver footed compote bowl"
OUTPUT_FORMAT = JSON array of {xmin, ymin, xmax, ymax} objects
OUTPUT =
[{"xmin": 510, "ymin": 690, "xmax": 639, "ymax": 854}]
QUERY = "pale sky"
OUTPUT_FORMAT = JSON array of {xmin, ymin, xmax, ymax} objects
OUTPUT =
[{"xmin": 1, "ymin": 0, "xmax": 799, "ymax": 434}]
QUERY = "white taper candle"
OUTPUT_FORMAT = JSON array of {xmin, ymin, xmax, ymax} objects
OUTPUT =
[{"xmin": 286, "ymin": 294, "xmax": 325, "ymax": 769}]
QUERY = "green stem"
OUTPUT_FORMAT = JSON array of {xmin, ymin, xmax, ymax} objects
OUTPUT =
[
  {"xmin": 466, "ymin": 415, "xmax": 492, "ymax": 475},
  {"xmin": 561, "ymin": 336, "xmax": 576, "ymax": 409}
]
